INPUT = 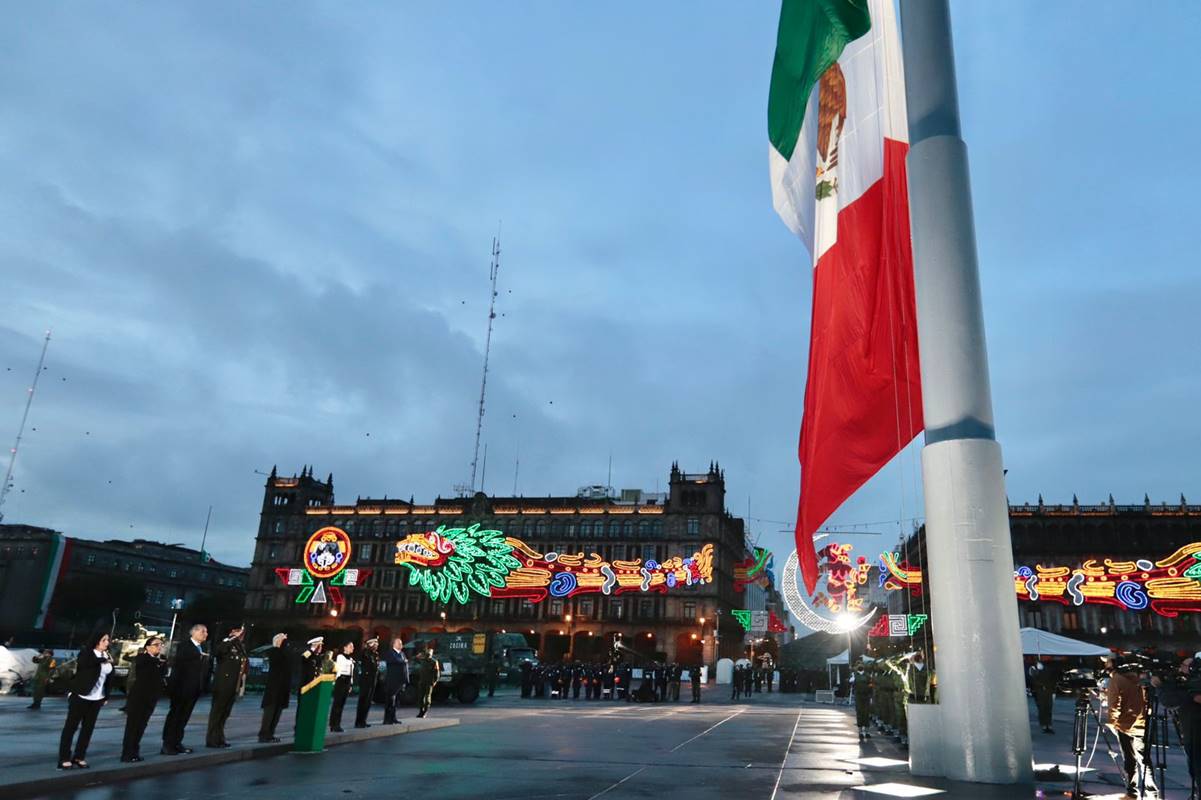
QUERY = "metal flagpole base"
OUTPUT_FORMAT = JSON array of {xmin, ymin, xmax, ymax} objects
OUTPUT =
[{"xmin": 914, "ymin": 438, "xmax": 1033, "ymax": 784}]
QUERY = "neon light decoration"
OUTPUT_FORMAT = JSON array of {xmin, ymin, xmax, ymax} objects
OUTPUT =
[
  {"xmin": 868, "ymin": 614, "xmax": 928, "ymax": 638},
  {"xmin": 734, "ymin": 547, "xmax": 776, "ymax": 591},
  {"xmin": 781, "ymin": 547, "xmax": 877, "ymax": 635},
  {"xmin": 731, "ymin": 609, "xmax": 788, "ymax": 633},
  {"xmin": 395, "ymin": 524, "xmax": 714, "ymax": 605},
  {"xmin": 1014, "ymin": 541, "xmax": 1201, "ymax": 618},
  {"xmin": 274, "ymin": 526, "xmax": 371, "ymax": 604},
  {"xmin": 878, "ymin": 552, "xmax": 923, "ymax": 594}
]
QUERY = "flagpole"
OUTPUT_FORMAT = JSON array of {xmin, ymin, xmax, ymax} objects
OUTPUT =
[{"xmin": 899, "ymin": 0, "xmax": 1032, "ymax": 784}]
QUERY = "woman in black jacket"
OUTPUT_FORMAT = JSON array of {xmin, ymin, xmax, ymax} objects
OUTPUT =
[
  {"xmin": 121, "ymin": 636, "xmax": 169, "ymax": 762},
  {"xmin": 58, "ymin": 631, "xmax": 114, "ymax": 770}
]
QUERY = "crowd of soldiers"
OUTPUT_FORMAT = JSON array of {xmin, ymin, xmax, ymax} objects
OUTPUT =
[
  {"xmin": 850, "ymin": 651, "xmax": 932, "ymax": 746},
  {"xmin": 519, "ymin": 660, "xmax": 703, "ymax": 702},
  {"xmin": 730, "ymin": 662, "xmax": 776, "ymax": 699}
]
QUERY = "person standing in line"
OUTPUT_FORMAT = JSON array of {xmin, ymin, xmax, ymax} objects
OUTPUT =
[
  {"xmin": 354, "ymin": 637, "xmax": 380, "ymax": 728},
  {"xmin": 162, "ymin": 624, "xmax": 208, "ymax": 755},
  {"xmin": 852, "ymin": 661, "xmax": 873, "ymax": 742},
  {"xmin": 415, "ymin": 643, "xmax": 440, "ymax": 718},
  {"xmin": 121, "ymin": 636, "xmax": 168, "ymax": 762},
  {"xmin": 767, "ymin": 664, "xmax": 775, "ymax": 693},
  {"xmin": 744, "ymin": 663, "xmax": 754, "ymax": 699},
  {"xmin": 57, "ymin": 632, "xmax": 113, "ymax": 770},
  {"xmin": 206, "ymin": 623, "xmax": 247, "ymax": 748},
  {"xmin": 328, "ymin": 642, "xmax": 355, "ymax": 733},
  {"xmin": 571, "ymin": 661, "xmax": 583, "ymax": 700},
  {"xmin": 519, "ymin": 659, "xmax": 532, "ymax": 699},
  {"xmin": 690, "ymin": 664, "xmax": 702, "ymax": 703},
  {"xmin": 258, "ymin": 633, "xmax": 291, "ymax": 743},
  {"xmin": 381, "ymin": 637, "xmax": 408, "ymax": 725},
  {"xmin": 28, "ymin": 648, "xmax": 55, "ymax": 710},
  {"xmin": 731, "ymin": 665, "xmax": 742, "ymax": 701}
]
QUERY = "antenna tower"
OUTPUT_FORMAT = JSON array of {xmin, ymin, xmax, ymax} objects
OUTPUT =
[
  {"xmin": 469, "ymin": 236, "xmax": 501, "ymax": 494},
  {"xmin": 0, "ymin": 330, "xmax": 51, "ymax": 523}
]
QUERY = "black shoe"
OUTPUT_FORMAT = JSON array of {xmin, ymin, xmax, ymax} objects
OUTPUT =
[
  {"xmin": 121, "ymin": 755, "xmax": 144, "ymax": 763},
  {"xmin": 160, "ymin": 748, "xmax": 178, "ymax": 756},
  {"xmin": 178, "ymin": 747, "xmax": 193, "ymax": 754},
  {"xmin": 331, "ymin": 727, "xmax": 344, "ymax": 733},
  {"xmin": 354, "ymin": 723, "xmax": 368, "ymax": 729}
]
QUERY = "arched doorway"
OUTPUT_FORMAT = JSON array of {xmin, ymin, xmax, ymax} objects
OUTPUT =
[{"xmin": 675, "ymin": 631, "xmax": 702, "ymax": 665}]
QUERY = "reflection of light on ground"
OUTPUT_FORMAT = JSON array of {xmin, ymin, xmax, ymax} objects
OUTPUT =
[
  {"xmin": 842, "ymin": 756, "xmax": 910, "ymax": 768},
  {"xmin": 1032, "ymin": 762, "xmax": 1095, "ymax": 775},
  {"xmin": 854, "ymin": 783, "xmax": 945, "ymax": 797}
]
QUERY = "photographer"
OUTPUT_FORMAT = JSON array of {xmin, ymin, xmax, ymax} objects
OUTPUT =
[
  {"xmin": 1152, "ymin": 654, "xmax": 1201, "ymax": 790},
  {"xmin": 1107, "ymin": 662, "xmax": 1156, "ymax": 798}
]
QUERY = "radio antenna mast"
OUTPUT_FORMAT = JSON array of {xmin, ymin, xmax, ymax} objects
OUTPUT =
[
  {"xmin": 0, "ymin": 330, "xmax": 51, "ymax": 523},
  {"xmin": 469, "ymin": 235, "xmax": 501, "ymax": 494}
]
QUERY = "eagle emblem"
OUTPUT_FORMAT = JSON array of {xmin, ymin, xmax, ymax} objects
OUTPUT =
[{"xmin": 815, "ymin": 62, "xmax": 847, "ymax": 201}]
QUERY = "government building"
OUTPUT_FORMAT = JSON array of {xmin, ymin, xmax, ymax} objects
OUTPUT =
[
  {"xmin": 245, "ymin": 463, "xmax": 785, "ymax": 665},
  {"xmin": 892, "ymin": 496, "xmax": 1201, "ymax": 651}
]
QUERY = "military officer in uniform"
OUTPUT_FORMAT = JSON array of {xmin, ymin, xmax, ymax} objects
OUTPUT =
[
  {"xmin": 852, "ymin": 661, "xmax": 873, "ymax": 741},
  {"xmin": 28, "ymin": 649, "xmax": 55, "ymax": 710},
  {"xmin": 690, "ymin": 664, "xmax": 702, "ymax": 703},
  {"xmin": 415, "ymin": 642, "xmax": 440, "ymax": 718},
  {"xmin": 485, "ymin": 656, "xmax": 500, "ymax": 698},
  {"xmin": 206, "ymin": 623, "xmax": 247, "ymax": 748},
  {"xmin": 354, "ymin": 637, "xmax": 380, "ymax": 728}
]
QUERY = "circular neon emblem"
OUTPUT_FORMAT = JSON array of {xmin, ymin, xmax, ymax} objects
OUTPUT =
[{"xmin": 304, "ymin": 526, "xmax": 352, "ymax": 579}]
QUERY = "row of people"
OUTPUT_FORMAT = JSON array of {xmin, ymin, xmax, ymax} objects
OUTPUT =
[
  {"xmin": 519, "ymin": 661, "xmax": 703, "ymax": 702},
  {"xmin": 55, "ymin": 625, "xmax": 441, "ymax": 771},
  {"xmin": 730, "ymin": 663, "xmax": 776, "ymax": 699}
]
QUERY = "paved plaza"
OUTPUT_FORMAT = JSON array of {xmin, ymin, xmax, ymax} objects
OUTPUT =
[{"xmin": 1, "ymin": 687, "xmax": 1192, "ymax": 799}]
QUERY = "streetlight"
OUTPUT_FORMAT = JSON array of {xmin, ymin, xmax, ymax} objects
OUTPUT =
[
  {"xmin": 564, "ymin": 613, "xmax": 574, "ymax": 659},
  {"xmin": 329, "ymin": 609, "xmax": 339, "ymax": 618}
]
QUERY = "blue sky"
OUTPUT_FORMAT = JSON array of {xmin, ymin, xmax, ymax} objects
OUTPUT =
[{"xmin": 1, "ymin": 2, "xmax": 1199, "ymax": 594}]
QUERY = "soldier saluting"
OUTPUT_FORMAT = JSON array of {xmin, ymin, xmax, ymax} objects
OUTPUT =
[
  {"xmin": 206, "ymin": 623, "xmax": 247, "ymax": 748},
  {"xmin": 354, "ymin": 637, "xmax": 380, "ymax": 728}
]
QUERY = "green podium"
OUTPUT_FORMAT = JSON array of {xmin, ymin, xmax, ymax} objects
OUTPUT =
[{"xmin": 294, "ymin": 674, "xmax": 335, "ymax": 753}]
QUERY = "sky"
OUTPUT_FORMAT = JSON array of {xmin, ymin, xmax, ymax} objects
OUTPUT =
[{"xmin": 1, "ymin": 2, "xmax": 1199, "ymax": 589}]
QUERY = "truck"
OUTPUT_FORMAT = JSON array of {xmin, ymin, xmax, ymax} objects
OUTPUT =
[{"xmin": 397, "ymin": 631, "xmax": 538, "ymax": 704}]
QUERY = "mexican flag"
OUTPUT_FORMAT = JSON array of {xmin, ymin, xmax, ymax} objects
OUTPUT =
[{"xmin": 769, "ymin": 0, "xmax": 923, "ymax": 594}]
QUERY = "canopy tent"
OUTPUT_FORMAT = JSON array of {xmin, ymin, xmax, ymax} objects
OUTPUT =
[
  {"xmin": 826, "ymin": 649, "xmax": 850, "ymax": 666},
  {"xmin": 1020, "ymin": 627, "xmax": 1110, "ymax": 658}
]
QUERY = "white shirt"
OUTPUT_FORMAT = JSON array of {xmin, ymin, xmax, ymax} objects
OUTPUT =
[
  {"xmin": 335, "ymin": 654, "xmax": 354, "ymax": 678},
  {"xmin": 79, "ymin": 651, "xmax": 113, "ymax": 701}
]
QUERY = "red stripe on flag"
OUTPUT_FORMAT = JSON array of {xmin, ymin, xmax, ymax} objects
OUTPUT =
[{"xmin": 795, "ymin": 138, "xmax": 923, "ymax": 594}]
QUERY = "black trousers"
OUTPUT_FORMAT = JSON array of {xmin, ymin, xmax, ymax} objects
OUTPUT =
[
  {"xmin": 418, "ymin": 683, "xmax": 434, "ymax": 716},
  {"xmin": 692, "ymin": 682, "xmax": 701, "ymax": 702},
  {"xmin": 206, "ymin": 684, "xmax": 238, "ymax": 746},
  {"xmin": 162, "ymin": 693, "xmax": 198, "ymax": 749},
  {"xmin": 329, "ymin": 677, "xmax": 350, "ymax": 730},
  {"xmin": 259, "ymin": 704, "xmax": 284, "ymax": 741},
  {"xmin": 383, "ymin": 686, "xmax": 402, "ymax": 723},
  {"xmin": 354, "ymin": 679, "xmax": 374, "ymax": 726},
  {"xmin": 1034, "ymin": 691, "xmax": 1054, "ymax": 728},
  {"xmin": 121, "ymin": 697, "xmax": 157, "ymax": 759},
  {"xmin": 1116, "ymin": 729, "xmax": 1156, "ymax": 794},
  {"xmin": 31, "ymin": 678, "xmax": 48, "ymax": 708},
  {"xmin": 59, "ymin": 695, "xmax": 103, "ymax": 763}
]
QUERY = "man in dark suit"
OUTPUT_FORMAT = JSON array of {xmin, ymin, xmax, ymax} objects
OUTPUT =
[
  {"xmin": 381, "ymin": 637, "xmax": 409, "ymax": 724},
  {"xmin": 206, "ymin": 623, "xmax": 247, "ymax": 748},
  {"xmin": 258, "ymin": 633, "xmax": 291, "ymax": 742},
  {"xmin": 162, "ymin": 623, "xmax": 209, "ymax": 755},
  {"xmin": 354, "ymin": 637, "xmax": 380, "ymax": 728}
]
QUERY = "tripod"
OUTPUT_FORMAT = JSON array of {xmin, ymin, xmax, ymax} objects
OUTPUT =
[
  {"xmin": 1142, "ymin": 689, "xmax": 1170, "ymax": 799},
  {"xmin": 1070, "ymin": 689, "xmax": 1124, "ymax": 800}
]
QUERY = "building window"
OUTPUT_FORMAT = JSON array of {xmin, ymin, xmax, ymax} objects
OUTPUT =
[
  {"xmin": 642, "ymin": 545, "xmax": 656, "ymax": 561},
  {"xmin": 639, "ymin": 521, "xmax": 650, "ymax": 538},
  {"xmin": 260, "ymin": 594, "xmax": 274, "ymax": 610},
  {"xmin": 638, "ymin": 598, "xmax": 654, "ymax": 618},
  {"xmin": 492, "ymin": 600, "xmax": 506, "ymax": 616},
  {"xmin": 654, "ymin": 521, "xmax": 663, "ymax": 536},
  {"xmin": 377, "ymin": 596, "xmax": 393, "ymax": 614},
  {"xmin": 382, "ymin": 569, "xmax": 396, "ymax": 589},
  {"xmin": 86, "ymin": 554, "xmax": 96, "ymax": 566},
  {"xmin": 565, "ymin": 523, "xmax": 577, "ymax": 538},
  {"xmin": 683, "ymin": 601, "xmax": 696, "ymax": 620},
  {"xmin": 1062, "ymin": 609, "xmax": 1080, "ymax": 631},
  {"xmin": 360, "ymin": 543, "xmax": 374, "ymax": 562},
  {"xmin": 351, "ymin": 595, "xmax": 366, "ymax": 613},
  {"xmin": 373, "ymin": 520, "xmax": 384, "ymax": 538},
  {"xmin": 549, "ymin": 599, "xmax": 563, "ymax": 616},
  {"xmin": 610, "ymin": 599, "xmax": 625, "ymax": 620},
  {"xmin": 274, "ymin": 520, "xmax": 285, "ymax": 534},
  {"xmin": 397, "ymin": 521, "xmax": 409, "ymax": 535},
  {"xmin": 406, "ymin": 593, "xmax": 420, "ymax": 613},
  {"xmin": 610, "ymin": 521, "xmax": 622, "ymax": 538},
  {"xmin": 579, "ymin": 598, "xmax": 593, "ymax": 619},
  {"xmin": 169, "ymin": 568, "xmax": 178, "ymax": 579},
  {"xmin": 579, "ymin": 521, "xmax": 592, "ymax": 538},
  {"xmin": 686, "ymin": 518, "xmax": 700, "ymax": 535},
  {"xmin": 537, "ymin": 520, "xmax": 549, "ymax": 536}
]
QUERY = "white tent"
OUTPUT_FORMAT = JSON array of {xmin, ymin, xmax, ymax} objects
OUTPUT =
[
  {"xmin": 826, "ymin": 649, "xmax": 850, "ymax": 666},
  {"xmin": 1020, "ymin": 627, "xmax": 1110, "ymax": 658}
]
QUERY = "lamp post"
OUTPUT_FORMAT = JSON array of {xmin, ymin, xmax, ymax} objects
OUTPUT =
[{"xmin": 565, "ymin": 613, "xmax": 574, "ymax": 659}]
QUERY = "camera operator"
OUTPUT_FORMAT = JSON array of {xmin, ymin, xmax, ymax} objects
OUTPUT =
[
  {"xmin": 1107, "ymin": 660, "xmax": 1156, "ymax": 798},
  {"xmin": 1151, "ymin": 654, "xmax": 1201, "ymax": 791}
]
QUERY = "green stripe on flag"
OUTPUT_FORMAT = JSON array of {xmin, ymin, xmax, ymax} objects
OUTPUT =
[{"xmin": 768, "ymin": 0, "xmax": 872, "ymax": 160}]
